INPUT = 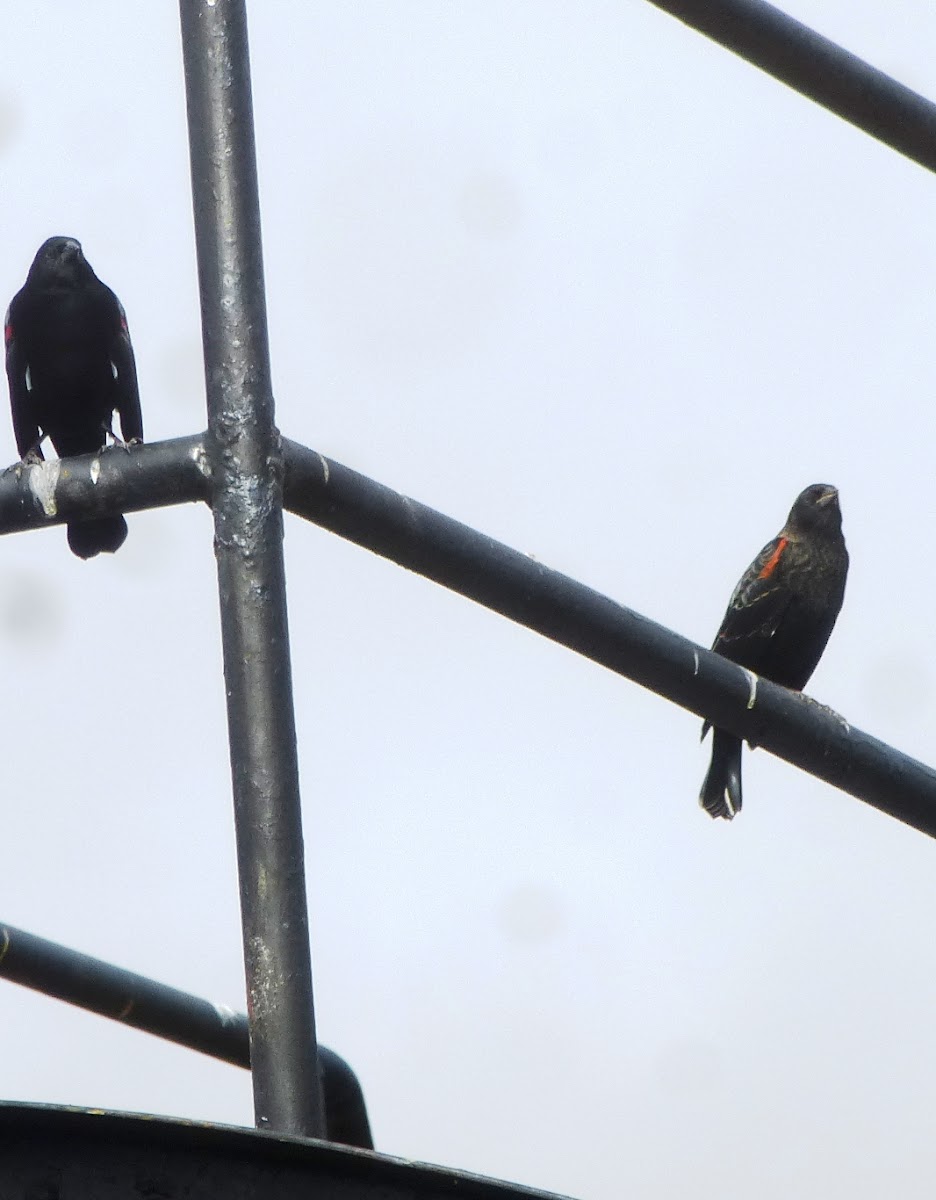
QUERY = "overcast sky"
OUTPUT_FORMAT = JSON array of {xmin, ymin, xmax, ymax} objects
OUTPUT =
[{"xmin": 2, "ymin": 3, "xmax": 936, "ymax": 1198}]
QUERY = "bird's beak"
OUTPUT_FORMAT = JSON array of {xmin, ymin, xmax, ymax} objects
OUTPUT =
[{"xmin": 816, "ymin": 486, "xmax": 838, "ymax": 506}]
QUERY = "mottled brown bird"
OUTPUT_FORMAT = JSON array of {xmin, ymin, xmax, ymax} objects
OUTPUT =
[{"xmin": 700, "ymin": 484, "xmax": 849, "ymax": 819}]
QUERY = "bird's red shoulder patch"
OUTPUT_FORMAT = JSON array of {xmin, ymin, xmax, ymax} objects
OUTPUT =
[
  {"xmin": 3, "ymin": 311, "xmax": 12, "ymax": 345},
  {"xmin": 758, "ymin": 536, "xmax": 789, "ymax": 580}
]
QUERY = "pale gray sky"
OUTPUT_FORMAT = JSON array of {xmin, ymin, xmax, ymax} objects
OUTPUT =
[{"xmin": 2, "ymin": 3, "xmax": 936, "ymax": 1198}]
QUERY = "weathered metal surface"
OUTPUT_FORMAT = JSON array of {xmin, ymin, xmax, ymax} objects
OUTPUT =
[
  {"xmin": 0, "ymin": 1105, "xmax": 574, "ymax": 1200},
  {"xmin": 180, "ymin": 0, "xmax": 324, "ymax": 1137}
]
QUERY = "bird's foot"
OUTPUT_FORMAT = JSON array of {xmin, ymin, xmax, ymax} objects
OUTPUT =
[
  {"xmin": 2, "ymin": 449, "xmax": 43, "ymax": 480},
  {"xmin": 107, "ymin": 436, "xmax": 142, "ymax": 453}
]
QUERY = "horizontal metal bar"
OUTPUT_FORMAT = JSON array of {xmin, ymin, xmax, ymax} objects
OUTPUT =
[
  {"xmin": 0, "ymin": 922, "xmax": 372, "ymax": 1150},
  {"xmin": 645, "ymin": 0, "xmax": 936, "ymax": 175},
  {"xmin": 283, "ymin": 438, "xmax": 936, "ymax": 839},
  {"xmin": 0, "ymin": 435, "xmax": 209, "ymax": 535}
]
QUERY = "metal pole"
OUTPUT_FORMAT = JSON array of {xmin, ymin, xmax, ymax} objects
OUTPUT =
[
  {"xmin": 179, "ymin": 0, "xmax": 324, "ymax": 1137},
  {"xmin": 645, "ymin": 0, "xmax": 936, "ymax": 175},
  {"xmin": 0, "ymin": 922, "xmax": 373, "ymax": 1150},
  {"xmin": 283, "ymin": 439, "xmax": 936, "ymax": 839}
]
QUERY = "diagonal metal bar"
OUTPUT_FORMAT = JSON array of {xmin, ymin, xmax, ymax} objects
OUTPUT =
[
  {"xmin": 283, "ymin": 439, "xmax": 936, "ymax": 839},
  {"xmin": 0, "ymin": 922, "xmax": 373, "ymax": 1150},
  {"xmin": 180, "ymin": 0, "xmax": 324, "ymax": 1138},
  {"xmin": 0, "ymin": 432, "xmax": 932, "ymax": 836},
  {"xmin": 644, "ymin": 0, "xmax": 936, "ymax": 175},
  {"xmin": 0, "ymin": 431, "xmax": 932, "ymax": 833}
]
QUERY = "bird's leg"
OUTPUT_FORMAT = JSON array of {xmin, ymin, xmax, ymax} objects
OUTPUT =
[
  {"xmin": 20, "ymin": 431, "xmax": 47, "ymax": 465},
  {"xmin": 105, "ymin": 419, "xmax": 141, "ymax": 453},
  {"xmin": 3, "ymin": 436, "xmax": 46, "ymax": 476}
]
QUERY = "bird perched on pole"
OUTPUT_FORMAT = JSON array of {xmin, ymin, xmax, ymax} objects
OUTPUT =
[
  {"xmin": 700, "ymin": 483, "xmax": 849, "ymax": 820},
  {"xmin": 4, "ymin": 236, "xmax": 144, "ymax": 558}
]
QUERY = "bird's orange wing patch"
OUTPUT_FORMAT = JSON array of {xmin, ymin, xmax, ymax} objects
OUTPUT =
[{"xmin": 758, "ymin": 537, "xmax": 789, "ymax": 580}]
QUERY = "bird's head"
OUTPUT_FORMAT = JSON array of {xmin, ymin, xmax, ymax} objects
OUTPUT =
[
  {"xmin": 26, "ymin": 236, "xmax": 93, "ymax": 286},
  {"xmin": 787, "ymin": 483, "xmax": 843, "ymax": 536}
]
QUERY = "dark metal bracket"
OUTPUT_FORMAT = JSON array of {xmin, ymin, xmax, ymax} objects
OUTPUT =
[{"xmin": 0, "ymin": 921, "xmax": 372, "ymax": 1150}]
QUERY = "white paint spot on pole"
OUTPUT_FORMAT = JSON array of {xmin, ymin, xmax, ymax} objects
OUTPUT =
[
  {"xmin": 191, "ymin": 443, "xmax": 212, "ymax": 478},
  {"xmin": 27, "ymin": 460, "xmax": 60, "ymax": 517},
  {"xmin": 212, "ymin": 1002, "xmax": 239, "ymax": 1026}
]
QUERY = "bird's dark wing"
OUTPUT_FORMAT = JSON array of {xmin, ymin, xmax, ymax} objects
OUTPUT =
[
  {"xmin": 109, "ymin": 296, "xmax": 143, "ymax": 443},
  {"xmin": 4, "ymin": 300, "xmax": 41, "ymax": 460},
  {"xmin": 701, "ymin": 534, "xmax": 795, "ymax": 742},
  {"xmin": 712, "ymin": 534, "xmax": 794, "ymax": 663}
]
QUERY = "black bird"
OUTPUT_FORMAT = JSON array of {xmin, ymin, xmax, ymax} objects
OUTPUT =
[
  {"xmin": 700, "ymin": 484, "xmax": 849, "ymax": 820},
  {"xmin": 4, "ymin": 236, "xmax": 143, "ymax": 558}
]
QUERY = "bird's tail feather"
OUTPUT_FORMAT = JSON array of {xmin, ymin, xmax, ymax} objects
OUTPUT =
[
  {"xmin": 699, "ymin": 728, "xmax": 743, "ymax": 820},
  {"xmin": 67, "ymin": 516, "xmax": 128, "ymax": 559}
]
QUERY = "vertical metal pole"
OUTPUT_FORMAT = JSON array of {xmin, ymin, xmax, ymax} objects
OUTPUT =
[{"xmin": 179, "ymin": 0, "xmax": 325, "ymax": 1138}]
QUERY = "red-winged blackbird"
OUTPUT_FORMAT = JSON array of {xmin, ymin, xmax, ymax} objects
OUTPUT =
[
  {"xmin": 700, "ymin": 483, "xmax": 849, "ymax": 820},
  {"xmin": 4, "ymin": 236, "xmax": 143, "ymax": 559}
]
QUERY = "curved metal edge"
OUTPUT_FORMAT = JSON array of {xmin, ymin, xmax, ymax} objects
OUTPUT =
[{"xmin": 0, "ymin": 1103, "xmax": 574, "ymax": 1200}]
